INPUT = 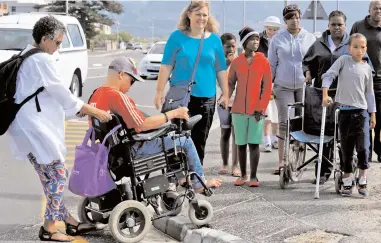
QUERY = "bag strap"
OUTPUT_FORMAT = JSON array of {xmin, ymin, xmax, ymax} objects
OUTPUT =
[
  {"xmin": 19, "ymin": 87, "xmax": 44, "ymax": 111},
  {"xmin": 102, "ymin": 124, "xmax": 122, "ymax": 146},
  {"xmin": 189, "ymin": 31, "xmax": 205, "ymax": 87},
  {"xmin": 181, "ymin": 31, "xmax": 205, "ymax": 107},
  {"xmin": 82, "ymin": 127, "xmax": 96, "ymax": 147}
]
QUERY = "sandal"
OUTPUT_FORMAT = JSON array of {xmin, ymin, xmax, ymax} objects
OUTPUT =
[
  {"xmin": 231, "ymin": 167, "xmax": 241, "ymax": 177},
  {"xmin": 39, "ymin": 226, "xmax": 73, "ymax": 242},
  {"xmin": 218, "ymin": 168, "xmax": 229, "ymax": 175},
  {"xmin": 273, "ymin": 168, "xmax": 280, "ymax": 175},
  {"xmin": 234, "ymin": 176, "xmax": 248, "ymax": 186},
  {"xmin": 248, "ymin": 179, "xmax": 260, "ymax": 187},
  {"xmin": 65, "ymin": 222, "xmax": 96, "ymax": 236}
]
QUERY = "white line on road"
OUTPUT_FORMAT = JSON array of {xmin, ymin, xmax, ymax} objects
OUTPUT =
[
  {"xmin": 87, "ymin": 75, "xmax": 107, "ymax": 80},
  {"xmin": 88, "ymin": 67, "xmax": 107, "ymax": 70},
  {"xmin": 93, "ymin": 63, "xmax": 103, "ymax": 67},
  {"xmin": 136, "ymin": 104, "xmax": 156, "ymax": 108}
]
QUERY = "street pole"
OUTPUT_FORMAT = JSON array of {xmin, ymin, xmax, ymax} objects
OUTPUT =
[
  {"xmin": 223, "ymin": 0, "xmax": 225, "ymax": 33},
  {"xmin": 66, "ymin": 0, "xmax": 68, "ymax": 16},
  {"xmin": 243, "ymin": 0, "xmax": 246, "ymax": 27},
  {"xmin": 151, "ymin": 21, "xmax": 154, "ymax": 44},
  {"xmin": 313, "ymin": 0, "xmax": 317, "ymax": 33},
  {"xmin": 337, "ymin": 0, "xmax": 339, "ymax": 10},
  {"xmin": 116, "ymin": 22, "xmax": 119, "ymax": 49},
  {"xmin": 284, "ymin": 0, "xmax": 287, "ymax": 8}
]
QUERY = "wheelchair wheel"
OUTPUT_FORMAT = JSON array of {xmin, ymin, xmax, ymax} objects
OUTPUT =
[
  {"xmin": 334, "ymin": 171, "xmax": 342, "ymax": 194},
  {"xmin": 158, "ymin": 191, "xmax": 183, "ymax": 216},
  {"xmin": 78, "ymin": 197, "xmax": 102, "ymax": 224},
  {"xmin": 188, "ymin": 200, "xmax": 213, "ymax": 226},
  {"xmin": 288, "ymin": 141, "xmax": 306, "ymax": 182},
  {"xmin": 109, "ymin": 200, "xmax": 151, "ymax": 243},
  {"xmin": 279, "ymin": 167, "xmax": 290, "ymax": 189}
]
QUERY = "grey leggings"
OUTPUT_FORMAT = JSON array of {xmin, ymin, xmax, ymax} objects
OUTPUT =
[{"xmin": 274, "ymin": 85, "xmax": 303, "ymax": 139}]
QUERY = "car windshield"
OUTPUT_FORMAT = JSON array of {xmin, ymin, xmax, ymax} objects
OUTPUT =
[
  {"xmin": 149, "ymin": 44, "xmax": 165, "ymax": 54},
  {"xmin": 0, "ymin": 28, "xmax": 33, "ymax": 50}
]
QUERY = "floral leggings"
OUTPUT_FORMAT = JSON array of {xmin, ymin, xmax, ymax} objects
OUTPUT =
[{"xmin": 27, "ymin": 153, "xmax": 69, "ymax": 221}]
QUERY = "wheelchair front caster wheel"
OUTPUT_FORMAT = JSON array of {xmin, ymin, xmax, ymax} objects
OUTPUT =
[
  {"xmin": 188, "ymin": 200, "xmax": 214, "ymax": 226},
  {"xmin": 109, "ymin": 200, "xmax": 151, "ymax": 243},
  {"xmin": 159, "ymin": 191, "xmax": 183, "ymax": 216},
  {"xmin": 78, "ymin": 197, "xmax": 104, "ymax": 224},
  {"xmin": 334, "ymin": 172, "xmax": 342, "ymax": 194},
  {"xmin": 279, "ymin": 167, "xmax": 290, "ymax": 189}
]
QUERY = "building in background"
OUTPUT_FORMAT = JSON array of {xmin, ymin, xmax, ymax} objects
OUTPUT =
[
  {"xmin": 93, "ymin": 23, "xmax": 112, "ymax": 35},
  {"xmin": 0, "ymin": 2, "xmax": 9, "ymax": 16},
  {"xmin": 6, "ymin": 0, "xmax": 51, "ymax": 14}
]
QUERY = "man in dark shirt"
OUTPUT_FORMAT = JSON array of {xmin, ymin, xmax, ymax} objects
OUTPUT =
[{"xmin": 351, "ymin": 0, "xmax": 381, "ymax": 162}]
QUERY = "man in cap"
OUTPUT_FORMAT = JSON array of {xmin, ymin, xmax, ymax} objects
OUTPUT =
[{"xmin": 88, "ymin": 56, "xmax": 222, "ymax": 192}]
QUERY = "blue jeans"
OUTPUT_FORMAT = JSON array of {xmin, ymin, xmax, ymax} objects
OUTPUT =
[{"xmin": 131, "ymin": 136, "xmax": 205, "ymax": 189}]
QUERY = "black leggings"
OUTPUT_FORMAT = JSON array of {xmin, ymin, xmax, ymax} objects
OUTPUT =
[{"xmin": 238, "ymin": 144, "xmax": 260, "ymax": 180}]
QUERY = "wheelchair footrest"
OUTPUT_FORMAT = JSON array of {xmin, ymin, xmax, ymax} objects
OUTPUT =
[{"xmin": 142, "ymin": 175, "xmax": 169, "ymax": 197}]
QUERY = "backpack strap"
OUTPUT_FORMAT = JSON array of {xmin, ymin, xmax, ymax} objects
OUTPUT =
[{"xmin": 20, "ymin": 87, "xmax": 44, "ymax": 112}]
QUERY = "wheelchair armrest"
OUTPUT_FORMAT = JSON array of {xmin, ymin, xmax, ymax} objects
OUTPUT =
[
  {"xmin": 131, "ymin": 122, "xmax": 175, "ymax": 142},
  {"xmin": 288, "ymin": 102, "xmax": 304, "ymax": 107},
  {"xmin": 182, "ymin": 115, "xmax": 202, "ymax": 131}
]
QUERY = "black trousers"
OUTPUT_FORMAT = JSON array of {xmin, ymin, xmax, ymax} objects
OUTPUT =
[
  {"xmin": 369, "ymin": 92, "xmax": 381, "ymax": 160},
  {"xmin": 188, "ymin": 95, "xmax": 216, "ymax": 165},
  {"xmin": 340, "ymin": 109, "xmax": 370, "ymax": 173}
]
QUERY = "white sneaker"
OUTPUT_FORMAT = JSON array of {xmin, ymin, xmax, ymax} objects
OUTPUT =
[
  {"xmin": 264, "ymin": 144, "xmax": 272, "ymax": 152},
  {"xmin": 272, "ymin": 141, "xmax": 278, "ymax": 149}
]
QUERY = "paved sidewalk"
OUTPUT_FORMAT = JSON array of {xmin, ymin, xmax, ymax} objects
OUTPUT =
[{"xmin": 176, "ymin": 129, "xmax": 381, "ymax": 243}]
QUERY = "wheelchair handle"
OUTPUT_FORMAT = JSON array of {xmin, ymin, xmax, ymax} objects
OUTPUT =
[{"xmin": 288, "ymin": 102, "xmax": 304, "ymax": 107}]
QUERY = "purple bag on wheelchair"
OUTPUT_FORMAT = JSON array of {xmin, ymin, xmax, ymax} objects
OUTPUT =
[{"xmin": 68, "ymin": 125, "xmax": 121, "ymax": 197}]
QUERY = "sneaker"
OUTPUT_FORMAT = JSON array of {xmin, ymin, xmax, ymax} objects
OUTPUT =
[
  {"xmin": 341, "ymin": 177, "xmax": 354, "ymax": 197},
  {"xmin": 272, "ymin": 141, "xmax": 278, "ymax": 149},
  {"xmin": 264, "ymin": 144, "xmax": 272, "ymax": 152},
  {"xmin": 357, "ymin": 177, "xmax": 369, "ymax": 197}
]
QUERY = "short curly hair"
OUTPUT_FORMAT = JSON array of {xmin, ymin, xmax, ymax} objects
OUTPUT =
[{"xmin": 32, "ymin": 16, "xmax": 66, "ymax": 44}]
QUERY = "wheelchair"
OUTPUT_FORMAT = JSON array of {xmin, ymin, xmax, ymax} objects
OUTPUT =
[
  {"xmin": 280, "ymin": 84, "xmax": 358, "ymax": 198},
  {"xmin": 76, "ymin": 114, "xmax": 214, "ymax": 243}
]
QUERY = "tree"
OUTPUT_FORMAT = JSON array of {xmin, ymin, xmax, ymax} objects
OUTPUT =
[
  {"xmin": 118, "ymin": 31, "xmax": 133, "ymax": 43},
  {"xmin": 41, "ymin": 1, "xmax": 123, "ymax": 39}
]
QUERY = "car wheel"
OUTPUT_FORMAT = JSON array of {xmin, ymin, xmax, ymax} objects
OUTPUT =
[{"xmin": 70, "ymin": 73, "xmax": 81, "ymax": 97}]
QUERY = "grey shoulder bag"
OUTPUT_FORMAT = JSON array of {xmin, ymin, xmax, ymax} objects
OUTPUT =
[{"xmin": 161, "ymin": 31, "xmax": 205, "ymax": 113}]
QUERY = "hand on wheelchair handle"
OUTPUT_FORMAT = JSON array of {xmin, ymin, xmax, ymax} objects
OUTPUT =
[{"xmin": 168, "ymin": 107, "xmax": 189, "ymax": 121}]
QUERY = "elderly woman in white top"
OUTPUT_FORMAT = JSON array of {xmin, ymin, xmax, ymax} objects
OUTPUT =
[{"xmin": 7, "ymin": 16, "xmax": 111, "ymax": 242}]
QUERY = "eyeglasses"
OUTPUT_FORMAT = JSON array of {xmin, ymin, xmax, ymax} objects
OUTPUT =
[
  {"xmin": 56, "ymin": 41, "xmax": 62, "ymax": 46},
  {"xmin": 124, "ymin": 72, "xmax": 136, "ymax": 85},
  {"xmin": 285, "ymin": 4, "xmax": 300, "ymax": 11}
]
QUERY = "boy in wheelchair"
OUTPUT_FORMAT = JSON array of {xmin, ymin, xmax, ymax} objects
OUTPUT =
[{"xmin": 86, "ymin": 56, "xmax": 222, "ymax": 193}]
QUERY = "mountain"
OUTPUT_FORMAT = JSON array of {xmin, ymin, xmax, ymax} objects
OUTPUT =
[{"xmin": 112, "ymin": 0, "xmax": 369, "ymax": 39}]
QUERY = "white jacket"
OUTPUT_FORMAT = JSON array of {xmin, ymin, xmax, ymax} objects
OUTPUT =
[{"xmin": 7, "ymin": 44, "xmax": 84, "ymax": 164}]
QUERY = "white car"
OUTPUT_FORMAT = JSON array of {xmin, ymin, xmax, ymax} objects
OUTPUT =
[
  {"xmin": 0, "ymin": 13, "xmax": 88, "ymax": 97},
  {"xmin": 138, "ymin": 41, "xmax": 166, "ymax": 80}
]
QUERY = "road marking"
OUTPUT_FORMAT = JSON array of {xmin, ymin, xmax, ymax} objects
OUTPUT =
[
  {"xmin": 88, "ymin": 66, "xmax": 107, "ymax": 70},
  {"xmin": 92, "ymin": 63, "xmax": 102, "ymax": 67},
  {"xmin": 87, "ymin": 75, "xmax": 107, "ymax": 80},
  {"xmin": 136, "ymin": 104, "xmax": 156, "ymax": 108}
]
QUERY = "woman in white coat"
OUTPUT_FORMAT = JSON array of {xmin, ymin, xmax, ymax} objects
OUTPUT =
[{"xmin": 7, "ymin": 16, "xmax": 111, "ymax": 242}]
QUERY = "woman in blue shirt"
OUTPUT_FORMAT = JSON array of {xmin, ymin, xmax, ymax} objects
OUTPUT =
[{"xmin": 154, "ymin": 0, "xmax": 229, "ymax": 165}]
